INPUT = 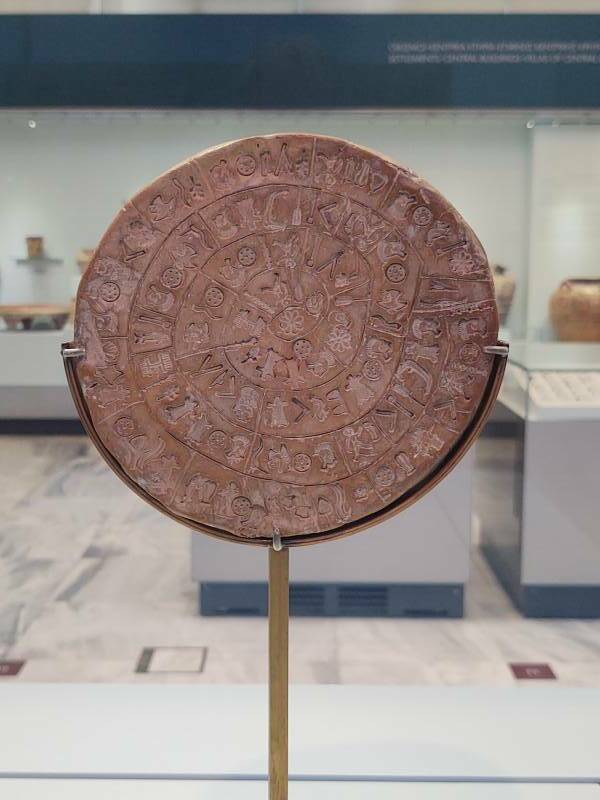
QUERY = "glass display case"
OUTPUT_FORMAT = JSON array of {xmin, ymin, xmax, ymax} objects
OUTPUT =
[
  {"xmin": 2, "ymin": 109, "xmax": 598, "ymax": 616},
  {"xmin": 477, "ymin": 341, "xmax": 600, "ymax": 618},
  {"xmin": 501, "ymin": 341, "xmax": 600, "ymax": 421},
  {"xmin": 0, "ymin": 103, "xmax": 598, "ymax": 613},
  {"xmin": 2, "ymin": 11, "xmax": 600, "ymax": 792}
]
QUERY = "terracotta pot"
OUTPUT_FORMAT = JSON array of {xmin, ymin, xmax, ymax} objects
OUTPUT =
[
  {"xmin": 26, "ymin": 236, "xmax": 44, "ymax": 259},
  {"xmin": 492, "ymin": 264, "xmax": 516, "ymax": 325},
  {"xmin": 549, "ymin": 278, "xmax": 600, "ymax": 342},
  {"xmin": 76, "ymin": 248, "xmax": 94, "ymax": 274}
]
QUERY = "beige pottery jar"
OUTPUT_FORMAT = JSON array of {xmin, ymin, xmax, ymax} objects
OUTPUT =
[{"xmin": 549, "ymin": 278, "xmax": 600, "ymax": 342}]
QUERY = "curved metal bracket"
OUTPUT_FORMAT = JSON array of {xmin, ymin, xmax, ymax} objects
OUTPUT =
[
  {"xmin": 62, "ymin": 346, "xmax": 86, "ymax": 359},
  {"xmin": 484, "ymin": 344, "xmax": 509, "ymax": 357}
]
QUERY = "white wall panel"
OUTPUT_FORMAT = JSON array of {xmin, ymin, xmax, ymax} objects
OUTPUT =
[{"xmin": 528, "ymin": 125, "xmax": 600, "ymax": 341}]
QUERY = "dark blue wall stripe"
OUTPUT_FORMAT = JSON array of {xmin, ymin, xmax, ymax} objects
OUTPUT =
[{"xmin": 0, "ymin": 14, "xmax": 598, "ymax": 108}]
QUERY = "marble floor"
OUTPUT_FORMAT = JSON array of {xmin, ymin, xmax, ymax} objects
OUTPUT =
[{"xmin": 1, "ymin": 435, "xmax": 599, "ymax": 686}]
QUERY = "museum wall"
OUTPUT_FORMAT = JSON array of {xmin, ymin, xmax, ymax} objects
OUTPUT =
[
  {"xmin": 528, "ymin": 125, "xmax": 600, "ymax": 341},
  {"xmin": 0, "ymin": 111, "xmax": 530, "ymax": 335}
]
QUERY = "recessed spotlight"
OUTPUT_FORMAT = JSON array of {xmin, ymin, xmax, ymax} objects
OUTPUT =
[
  {"xmin": 28, "ymin": 119, "xmax": 36, "ymax": 129},
  {"xmin": 526, "ymin": 120, "xmax": 535, "ymax": 129}
]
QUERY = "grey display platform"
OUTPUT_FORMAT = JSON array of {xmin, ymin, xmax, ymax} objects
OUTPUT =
[
  {"xmin": 193, "ymin": 453, "xmax": 472, "ymax": 619},
  {"xmin": 1, "ymin": 685, "xmax": 598, "ymax": 787}
]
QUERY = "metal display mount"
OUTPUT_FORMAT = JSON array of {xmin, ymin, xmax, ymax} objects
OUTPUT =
[{"xmin": 62, "ymin": 341, "xmax": 507, "ymax": 800}]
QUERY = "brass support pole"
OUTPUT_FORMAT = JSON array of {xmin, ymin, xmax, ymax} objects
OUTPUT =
[{"xmin": 269, "ymin": 543, "xmax": 289, "ymax": 800}]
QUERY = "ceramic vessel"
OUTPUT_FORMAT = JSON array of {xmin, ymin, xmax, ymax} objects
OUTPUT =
[
  {"xmin": 0, "ymin": 304, "xmax": 70, "ymax": 331},
  {"xmin": 76, "ymin": 248, "xmax": 94, "ymax": 274},
  {"xmin": 26, "ymin": 236, "xmax": 44, "ymax": 259},
  {"xmin": 492, "ymin": 264, "xmax": 516, "ymax": 326},
  {"xmin": 549, "ymin": 278, "xmax": 600, "ymax": 342}
]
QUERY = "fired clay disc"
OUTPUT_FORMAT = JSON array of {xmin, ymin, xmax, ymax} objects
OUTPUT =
[{"xmin": 71, "ymin": 134, "xmax": 500, "ymax": 545}]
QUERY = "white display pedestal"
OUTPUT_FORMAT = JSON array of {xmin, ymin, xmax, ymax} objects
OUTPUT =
[
  {"xmin": 0, "ymin": 684, "xmax": 598, "ymax": 798},
  {"xmin": 193, "ymin": 453, "xmax": 473, "ymax": 619},
  {"xmin": 2, "ymin": 779, "xmax": 599, "ymax": 799}
]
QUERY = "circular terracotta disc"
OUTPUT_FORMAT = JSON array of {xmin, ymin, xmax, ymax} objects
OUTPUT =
[{"xmin": 73, "ymin": 134, "xmax": 499, "ymax": 545}]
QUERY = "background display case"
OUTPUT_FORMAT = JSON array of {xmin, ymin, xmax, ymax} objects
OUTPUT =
[{"xmin": 477, "ymin": 342, "xmax": 600, "ymax": 617}]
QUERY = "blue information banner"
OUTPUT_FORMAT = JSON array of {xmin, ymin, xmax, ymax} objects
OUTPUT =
[{"xmin": 0, "ymin": 14, "xmax": 599, "ymax": 108}]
